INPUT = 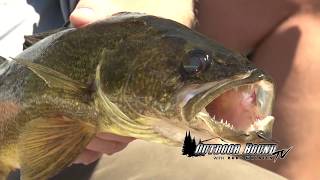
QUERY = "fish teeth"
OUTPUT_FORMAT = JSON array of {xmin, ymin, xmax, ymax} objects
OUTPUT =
[
  {"xmin": 248, "ymin": 124, "xmax": 254, "ymax": 131},
  {"xmin": 217, "ymin": 118, "xmax": 234, "ymax": 129}
]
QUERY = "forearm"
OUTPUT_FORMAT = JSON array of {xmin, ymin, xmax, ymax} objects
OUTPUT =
[
  {"xmin": 195, "ymin": 0, "xmax": 298, "ymax": 53},
  {"xmin": 252, "ymin": 12, "xmax": 320, "ymax": 179}
]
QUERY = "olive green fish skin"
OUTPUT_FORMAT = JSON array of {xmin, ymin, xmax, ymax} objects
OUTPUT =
[
  {"xmin": 0, "ymin": 13, "xmax": 270, "ymax": 179},
  {"xmin": 2, "ymin": 13, "xmax": 257, "ymax": 123}
]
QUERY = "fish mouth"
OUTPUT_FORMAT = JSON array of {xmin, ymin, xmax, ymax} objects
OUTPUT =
[{"xmin": 179, "ymin": 69, "xmax": 275, "ymax": 140}]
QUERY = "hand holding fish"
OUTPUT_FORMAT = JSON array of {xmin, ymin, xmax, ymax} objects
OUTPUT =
[
  {"xmin": 0, "ymin": 13, "xmax": 275, "ymax": 179},
  {"xmin": 73, "ymin": 133, "xmax": 134, "ymax": 165}
]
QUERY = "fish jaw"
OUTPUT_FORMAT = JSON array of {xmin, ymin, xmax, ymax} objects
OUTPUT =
[
  {"xmin": 95, "ymin": 69, "xmax": 276, "ymax": 145},
  {"xmin": 178, "ymin": 69, "xmax": 276, "ymax": 144}
]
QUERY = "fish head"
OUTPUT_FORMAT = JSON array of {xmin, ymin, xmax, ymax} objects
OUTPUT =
[{"xmin": 97, "ymin": 14, "xmax": 275, "ymax": 144}]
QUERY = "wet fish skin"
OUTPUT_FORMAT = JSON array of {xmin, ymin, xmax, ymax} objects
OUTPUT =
[{"xmin": 0, "ymin": 13, "xmax": 273, "ymax": 180}]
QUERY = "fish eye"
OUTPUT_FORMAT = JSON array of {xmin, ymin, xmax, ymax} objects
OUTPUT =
[{"xmin": 181, "ymin": 49, "xmax": 212, "ymax": 75}]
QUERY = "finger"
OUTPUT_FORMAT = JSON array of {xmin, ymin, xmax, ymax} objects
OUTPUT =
[
  {"xmin": 70, "ymin": 7, "xmax": 95, "ymax": 27},
  {"xmin": 73, "ymin": 149, "xmax": 102, "ymax": 165},
  {"xmin": 70, "ymin": 0, "xmax": 119, "ymax": 27},
  {"xmin": 96, "ymin": 132, "xmax": 135, "ymax": 144},
  {"xmin": 86, "ymin": 137, "xmax": 129, "ymax": 155}
]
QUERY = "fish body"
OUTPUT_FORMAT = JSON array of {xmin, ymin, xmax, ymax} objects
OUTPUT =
[{"xmin": 0, "ymin": 13, "xmax": 275, "ymax": 179}]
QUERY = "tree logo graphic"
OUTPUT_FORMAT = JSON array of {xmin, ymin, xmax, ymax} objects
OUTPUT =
[
  {"xmin": 182, "ymin": 131, "xmax": 198, "ymax": 157},
  {"xmin": 181, "ymin": 131, "xmax": 292, "ymax": 162}
]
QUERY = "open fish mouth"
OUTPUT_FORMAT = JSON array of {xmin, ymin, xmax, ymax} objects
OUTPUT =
[{"xmin": 179, "ymin": 69, "xmax": 275, "ymax": 140}]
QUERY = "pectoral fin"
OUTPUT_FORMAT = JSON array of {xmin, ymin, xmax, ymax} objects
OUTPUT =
[
  {"xmin": 18, "ymin": 116, "xmax": 96, "ymax": 180},
  {"xmin": 12, "ymin": 58, "xmax": 87, "ymax": 94}
]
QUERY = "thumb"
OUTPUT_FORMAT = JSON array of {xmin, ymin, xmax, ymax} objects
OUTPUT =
[{"xmin": 70, "ymin": 0, "xmax": 119, "ymax": 27}]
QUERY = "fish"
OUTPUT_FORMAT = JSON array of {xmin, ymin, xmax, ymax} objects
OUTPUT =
[{"xmin": 0, "ymin": 12, "xmax": 275, "ymax": 180}]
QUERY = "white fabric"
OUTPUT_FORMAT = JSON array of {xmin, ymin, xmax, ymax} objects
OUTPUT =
[{"xmin": 0, "ymin": 0, "xmax": 39, "ymax": 58}]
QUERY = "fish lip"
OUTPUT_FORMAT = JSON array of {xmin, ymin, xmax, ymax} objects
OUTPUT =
[{"xmin": 180, "ymin": 69, "xmax": 275, "ymax": 131}]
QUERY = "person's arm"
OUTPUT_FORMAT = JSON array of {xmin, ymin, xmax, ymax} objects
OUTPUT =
[{"xmin": 196, "ymin": 0, "xmax": 320, "ymax": 179}]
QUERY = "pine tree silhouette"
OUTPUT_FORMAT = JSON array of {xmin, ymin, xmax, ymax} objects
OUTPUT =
[
  {"xmin": 182, "ymin": 132, "xmax": 188, "ymax": 155},
  {"xmin": 182, "ymin": 131, "xmax": 198, "ymax": 157},
  {"xmin": 189, "ymin": 137, "xmax": 197, "ymax": 156}
]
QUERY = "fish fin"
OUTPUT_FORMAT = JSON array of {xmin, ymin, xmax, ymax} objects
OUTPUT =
[
  {"xmin": 23, "ymin": 35, "xmax": 43, "ymax": 50},
  {"xmin": 12, "ymin": 58, "xmax": 88, "ymax": 94},
  {"xmin": 0, "ymin": 162, "xmax": 13, "ymax": 180},
  {"xmin": 18, "ymin": 116, "xmax": 96, "ymax": 180},
  {"xmin": 0, "ymin": 148, "xmax": 19, "ymax": 180},
  {"xmin": 23, "ymin": 23, "xmax": 71, "ymax": 50}
]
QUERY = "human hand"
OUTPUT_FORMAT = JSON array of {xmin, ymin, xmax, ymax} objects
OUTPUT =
[
  {"xmin": 74, "ymin": 132, "xmax": 135, "ymax": 165},
  {"xmin": 69, "ymin": 0, "xmax": 194, "ymax": 27}
]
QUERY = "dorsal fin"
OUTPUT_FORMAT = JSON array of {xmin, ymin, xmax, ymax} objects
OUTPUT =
[{"xmin": 23, "ymin": 21, "xmax": 71, "ymax": 50}]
